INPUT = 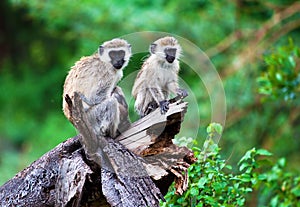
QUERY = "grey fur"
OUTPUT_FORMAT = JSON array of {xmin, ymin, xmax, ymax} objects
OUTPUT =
[
  {"xmin": 63, "ymin": 38, "xmax": 131, "ymax": 135},
  {"xmin": 132, "ymin": 36, "xmax": 184, "ymax": 117}
]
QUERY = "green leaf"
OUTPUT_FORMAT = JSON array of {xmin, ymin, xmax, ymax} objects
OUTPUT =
[
  {"xmin": 206, "ymin": 122, "xmax": 223, "ymax": 135},
  {"xmin": 225, "ymin": 165, "xmax": 232, "ymax": 170},
  {"xmin": 239, "ymin": 148, "xmax": 255, "ymax": 165},
  {"xmin": 270, "ymin": 195, "xmax": 279, "ymax": 207},
  {"xmin": 291, "ymin": 186, "xmax": 300, "ymax": 197},
  {"xmin": 197, "ymin": 177, "xmax": 207, "ymax": 189},
  {"xmin": 236, "ymin": 197, "xmax": 245, "ymax": 206},
  {"xmin": 275, "ymin": 73, "xmax": 283, "ymax": 82},
  {"xmin": 190, "ymin": 187, "xmax": 199, "ymax": 196},
  {"xmin": 258, "ymin": 174, "xmax": 268, "ymax": 181},
  {"xmin": 256, "ymin": 149, "xmax": 273, "ymax": 156},
  {"xmin": 219, "ymin": 162, "xmax": 225, "ymax": 169},
  {"xmin": 206, "ymin": 124, "xmax": 212, "ymax": 134},
  {"xmin": 288, "ymin": 55, "xmax": 296, "ymax": 68},
  {"xmin": 214, "ymin": 123, "xmax": 223, "ymax": 135},
  {"xmin": 239, "ymin": 162, "xmax": 250, "ymax": 172},
  {"xmin": 240, "ymin": 174, "xmax": 251, "ymax": 183},
  {"xmin": 176, "ymin": 197, "xmax": 185, "ymax": 204},
  {"xmin": 278, "ymin": 157, "xmax": 286, "ymax": 167}
]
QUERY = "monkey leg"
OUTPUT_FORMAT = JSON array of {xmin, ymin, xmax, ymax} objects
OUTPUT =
[
  {"xmin": 159, "ymin": 100, "xmax": 170, "ymax": 114},
  {"xmin": 112, "ymin": 86, "xmax": 131, "ymax": 134},
  {"xmin": 144, "ymin": 101, "xmax": 159, "ymax": 116},
  {"xmin": 148, "ymin": 87, "xmax": 170, "ymax": 115},
  {"xmin": 85, "ymin": 97, "xmax": 120, "ymax": 138},
  {"xmin": 135, "ymin": 90, "xmax": 155, "ymax": 117},
  {"xmin": 77, "ymin": 92, "xmax": 98, "ymax": 106}
]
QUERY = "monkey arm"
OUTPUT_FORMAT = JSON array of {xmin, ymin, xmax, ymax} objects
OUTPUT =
[
  {"xmin": 134, "ymin": 83, "xmax": 171, "ymax": 117},
  {"xmin": 148, "ymin": 85, "xmax": 170, "ymax": 115},
  {"xmin": 167, "ymin": 80, "xmax": 188, "ymax": 99},
  {"xmin": 77, "ymin": 92, "xmax": 97, "ymax": 106},
  {"xmin": 166, "ymin": 80, "xmax": 180, "ymax": 95},
  {"xmin": 148, "ymin": 84, "xmax": 166, "ymax": 104}
]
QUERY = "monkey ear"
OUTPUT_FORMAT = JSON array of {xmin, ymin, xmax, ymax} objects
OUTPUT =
[
  {"xmin": 98, "ymin": 45, "xmax": 104, "ymax": 56},
  {"xmin": 128, "ymin": 44, "xmax": 132, "ymax": 53},
  {"xmin": 150, "ymin": 43, "xmax": 157, "ymax": 54}
]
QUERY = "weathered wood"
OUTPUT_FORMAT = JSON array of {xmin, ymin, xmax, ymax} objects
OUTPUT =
[
  {"xmin": 68, "ymin": 92, "xmax": 163, "ymax": 207},
  {"xmin": 0, "ymin": 97, "xmax": 195, "ymax": 206},
  {"xmin": 0, "ymin": 136, "xmax": 82, "ymax": 207}
]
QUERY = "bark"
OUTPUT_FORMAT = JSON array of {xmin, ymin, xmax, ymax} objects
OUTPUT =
[{"xmin": 0, "ymin": 97, "xmax": 195, "ymax": 207}]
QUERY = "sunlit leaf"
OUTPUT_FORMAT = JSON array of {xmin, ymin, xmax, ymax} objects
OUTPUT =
[{"xmin": 256, "ymin": 149, "xmax": 273, "ymax": 156}]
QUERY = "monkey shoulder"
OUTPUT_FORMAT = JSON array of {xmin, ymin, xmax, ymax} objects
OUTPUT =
[{"xmin": 64, "ymin": 55, "xmax": 107, "ymax": 101}]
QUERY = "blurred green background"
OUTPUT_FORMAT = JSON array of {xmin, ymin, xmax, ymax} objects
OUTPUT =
[{"xmin": 0, "ymin": 0, "xmax": 299, "ymax": 196}]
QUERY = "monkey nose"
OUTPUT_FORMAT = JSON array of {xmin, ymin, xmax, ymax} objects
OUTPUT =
[
  {"xmin": 166, "ymin": 55, "xmax": 175, "ymax": 63},
  {"xmin": 112, "ymin": 59, "xmax": 125, "ymax": 69}
]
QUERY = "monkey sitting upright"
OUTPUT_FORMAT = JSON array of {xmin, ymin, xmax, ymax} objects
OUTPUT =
[
  {"xmin": 132, "ymin": 36, "xmax": 188, "ymax": 117},
  {"xmin": 63, "ymin": 38, "xmax": 131, "ymax": 136}
]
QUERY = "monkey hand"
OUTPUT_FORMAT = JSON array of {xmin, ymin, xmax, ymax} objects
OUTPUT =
[
  {"xmin": 159, "ymin": 100, "xmax": 170, "ymax": 114},
  {"xmin": 177, "ymin": 88, "xmax": 188, "ymax": 99}
]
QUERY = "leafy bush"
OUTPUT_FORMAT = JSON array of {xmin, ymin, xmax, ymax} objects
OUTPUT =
[
  {"xmin": 255, "ymin": 157, "xmax": 300, "ymax": 206},
  {"xmin": 162, "ymin": 123, "xmax": 300, "ymax": 206},
  {"xmin": 257, "ymin": 39, "xmax": 300, "ymax": 101}
]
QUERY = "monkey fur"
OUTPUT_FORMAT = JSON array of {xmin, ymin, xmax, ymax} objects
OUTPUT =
[
  {"xmin": 132, "ymin": 36, "xmax": 187, "ymax": 117},
  {"xmin": 63, "ymin": 38, "xmax": 131, "ymax": 136}
]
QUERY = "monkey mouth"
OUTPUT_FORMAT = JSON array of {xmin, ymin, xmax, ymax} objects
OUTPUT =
[
  {"xmin": 112, "ymin": 59, "xmax": 125, "ymax": 69},
  {"xmin": 166, "ymin": 55, "xmax": 175, "ymax": 63}
]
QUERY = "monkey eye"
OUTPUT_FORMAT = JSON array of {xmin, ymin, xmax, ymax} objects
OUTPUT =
[
  {"xmin": 109, "ymin": 50, "xmax": 125, "ymax": 60},
  {"xmin": 164, "ymin": 48, "xmax": 177, "ymax": 57}
]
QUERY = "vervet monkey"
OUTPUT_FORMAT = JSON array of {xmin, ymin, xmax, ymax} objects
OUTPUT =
[
  {"xmin": 63, "ymin": 38, "xmax": 131, "ymax": 136},
  {"xmin": 132, "ymin": 36, "xmax": 187, "ymax": 117}
]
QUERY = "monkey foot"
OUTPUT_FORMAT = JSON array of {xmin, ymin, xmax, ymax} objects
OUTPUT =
[{"xmin": 159, "ymin": 100, "xmax": 170, "ymax": 114}]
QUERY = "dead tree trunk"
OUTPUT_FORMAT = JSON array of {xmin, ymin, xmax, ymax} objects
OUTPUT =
[{"xmin": 0, "ymin": 97, "xmax": 195, "ymax": 206}]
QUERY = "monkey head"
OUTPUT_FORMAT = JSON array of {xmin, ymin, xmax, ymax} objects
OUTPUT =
[
  {"xmin": 98, "ymin": 38, "xmax": 132, "ymax": 70},
  {"xmin": 150, "ymin": 36, "xmax": 182, "ymax": 64}
]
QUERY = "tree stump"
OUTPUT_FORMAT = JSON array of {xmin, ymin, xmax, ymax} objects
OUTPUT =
[{"xmin": 0, "ymin": 97, "xmax": 195, "ymax": 206}]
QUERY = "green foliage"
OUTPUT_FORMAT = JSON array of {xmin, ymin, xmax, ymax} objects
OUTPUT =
[
  {"xmin": 257, "ymin": 39, "xmax": 300, "ymax": 101},
  {"xmin": 0, "ymin": 1, "xmax": 300, "ymax": 199},
  {"xmin": 255, "ymin": 157, "xmax": 300, "ymax": 206},
  {"xmin": 162, "ymin": 124, "xmax": 300, "ymax": 206},
  {"xmin": 162, "ymin": 124, "xmax": 254, "ymax": 206}
]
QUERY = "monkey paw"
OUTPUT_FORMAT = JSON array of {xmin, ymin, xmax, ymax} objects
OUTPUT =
[
  {"xmin": 159, "ymin": 100, "xmax": 169, "ymax": 114},
  {"xmin": 177, "ymin": 88, "xmax": 188, "ymax": 99}
]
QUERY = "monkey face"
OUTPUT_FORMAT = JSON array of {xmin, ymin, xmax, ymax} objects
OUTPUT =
[
  {"xmin": 164, "ymin": 48, "xmax": 177, "ymax": 63},
  {"xmin": 150, "ymin": 36, "xmax": 182, "ymax": 64},
  {"xmin": 98, "ymin": 38, "xmax": 132, "ymax": 70},
  {"xmin": 109, "ymin": 50, "xmax": 126, "ymax": 69}
]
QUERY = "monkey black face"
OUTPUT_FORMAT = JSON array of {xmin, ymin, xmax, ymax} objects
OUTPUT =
[
  {"xmin": 164, "ymin": 48, "xmax": 177, "ymax": 63},
  {"xmin": 98, "ymin": 38, "xmax": 132, "ymax": 70},
  {"xmin": 109, "ymin": 50, "xmax": 126, "ymax": 69},
  {"xmin": 150, "ymin": 36, "xmax": 181, "ymax": 64}
]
